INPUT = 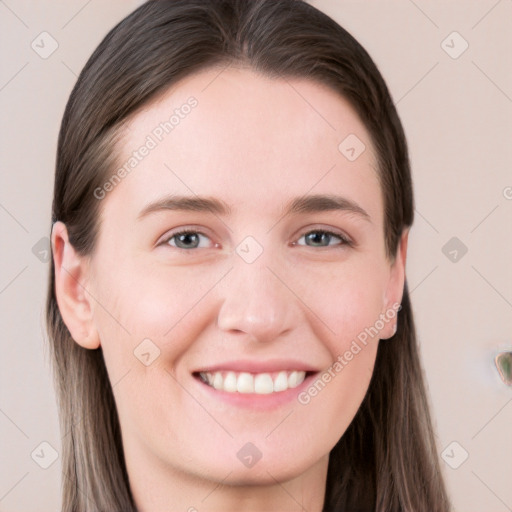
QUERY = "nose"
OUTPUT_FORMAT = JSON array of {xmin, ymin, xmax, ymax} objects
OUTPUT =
[{"xmin": 216, "ymin": 256, "xmax": 299, "ymax": 343}]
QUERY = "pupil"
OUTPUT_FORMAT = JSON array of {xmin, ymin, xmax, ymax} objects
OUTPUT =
[
  {"xmin": 308, "ymin": 232, "xmax": 328, "ymax": 246},
  {"xmin": 178, "ymin": 233, "xmax": 198, "ymax": 248}
]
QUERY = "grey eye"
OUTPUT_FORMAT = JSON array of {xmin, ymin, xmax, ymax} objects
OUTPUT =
[
  {"xmin": 166, "ymin": 231, "xmax": 211, "ymax": 249},
  {"xmin": 296, "ymin": 230, "xmax": 350, "ymax": 248}
]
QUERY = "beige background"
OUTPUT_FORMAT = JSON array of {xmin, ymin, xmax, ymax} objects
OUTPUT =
[{"xmin": 1, "ymin": 1, "xmax": 511, "ymax": 510}]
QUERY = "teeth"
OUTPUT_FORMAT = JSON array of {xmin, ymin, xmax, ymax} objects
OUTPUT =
[
  {"xmin": 212, "ymin": 372, "xmax": 223, "ymax": 390},
  {"xmin": 254, "ymin": 374, "xmax": 274, "ymax": 394},
  {"xmin": 237, "ymin": 372, "xmax": 254, "ymax": 393},
  {"xmin": 274, "ymin": 371, "xmax": 288, "ymax": 392},
  {"xmin": 199, "ymin": 370, "xmax": 307, "ymax": 394},
  {"xmin": 288, "ymin": 370, "xmax": 300, "ymax": 388},
  {"xmin": 224, "ymin": 371, "xmax": 237, "ymax": 392}
]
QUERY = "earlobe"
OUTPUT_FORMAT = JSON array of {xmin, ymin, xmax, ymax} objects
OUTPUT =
[{"xmin": 51, "ymin": 221, "xmax": 100, "ymax": 349}]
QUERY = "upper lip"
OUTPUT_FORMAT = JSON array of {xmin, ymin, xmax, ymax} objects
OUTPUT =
[{"xmin": 193, "ymin": 359, "xmax": 321, "ymax": 374}]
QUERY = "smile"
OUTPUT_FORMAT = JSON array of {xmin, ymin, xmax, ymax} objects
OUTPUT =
[{"xmin": 198, "ymin": 370, "xmax": 308, "ymax": 394}]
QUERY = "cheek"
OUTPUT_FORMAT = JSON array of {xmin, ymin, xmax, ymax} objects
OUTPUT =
[
  {"xmin": 297, "ymin": 339, "xmax": 379, "ymax": 448},
  {"xmin": 292, "ymin": 258, "xmax": 389, "ymax": 355},
  {"xmin": 294, "ymin": 266, "xmax": 385, "ymax": 433},
  {"xmin": 90, "ymin": 262, "xmax": 224, "ymax": 370},
  {"xmin": 270, "ymin": 259, "xmax": 386, "ymax": 435},
  {"xmin": 89, "ymin": 263, "xmax": 222, "ymax": 436}
]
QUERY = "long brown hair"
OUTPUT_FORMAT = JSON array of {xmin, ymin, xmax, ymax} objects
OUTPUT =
[{"xmin": 46, "ymin": 1, "xmax": 451, "ymax": 510}]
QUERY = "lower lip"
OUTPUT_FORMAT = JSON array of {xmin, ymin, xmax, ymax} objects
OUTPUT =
[{"xmin": 193, "ymin": 372, "xmax": 318, "ymax": 411}]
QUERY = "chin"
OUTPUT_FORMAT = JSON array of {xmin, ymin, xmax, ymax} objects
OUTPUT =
[{"xmin": 200, "ymin": 452, "xmax": 317, "ymax": 486}]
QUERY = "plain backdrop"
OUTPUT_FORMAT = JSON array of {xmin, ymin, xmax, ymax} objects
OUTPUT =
[{"xmin": 1, "ymin": 1, "xmax": 511, "ymax": 511}]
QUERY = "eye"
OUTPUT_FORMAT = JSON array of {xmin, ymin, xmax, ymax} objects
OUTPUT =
[
  {"xmin": 295, "ymin": 229, "xmax": 353, "ymax": 248},
  {"xmin": 161, "ymin": 229, "xmax": 216, "ymax": 250},
  {"xmin": 158, "ymin": 228, "xmax": 352, "ymax": 251}
]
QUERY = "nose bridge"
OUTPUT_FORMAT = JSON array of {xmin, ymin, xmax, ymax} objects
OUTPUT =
[{"xmin": 216, "ymin": 249, "xmax": 296, "ymax": 342}]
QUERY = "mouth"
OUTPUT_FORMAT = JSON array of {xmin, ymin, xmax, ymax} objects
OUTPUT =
[
  {"xmin": 191, "ymin": 360, "xmax": 322, "ymax": 410},
  {"xmin": 194, "ymin": 369, "xmax": 315, "ymax": 395}
]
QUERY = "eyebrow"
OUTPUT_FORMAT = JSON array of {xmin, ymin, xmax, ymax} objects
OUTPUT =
[
  {"xmin": 138, "ymin": 194, "xmax": 371, "ymax": 222},
  {"xmin": 138, "ymin": 195, "xmax": 232, "ymax": 218},
  {"xmin": 285, "ymin": 194, "xmax": 371, "ymax": 221}
]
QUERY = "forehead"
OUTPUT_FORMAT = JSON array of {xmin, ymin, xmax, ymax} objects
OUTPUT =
[{"xmin": 107, "ymin": 66, "xmax": 382, "ymax": 222}]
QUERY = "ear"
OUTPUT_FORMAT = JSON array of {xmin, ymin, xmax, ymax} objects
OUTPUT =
[
  {"xmin": 380, "ymin": 228, "xmax": 409, "ymax": 340},
  {"xmin": 51, "ymin": 221, "xmax": 100, "ymax": 349}
]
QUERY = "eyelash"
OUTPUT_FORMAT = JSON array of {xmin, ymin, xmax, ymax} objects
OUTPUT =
[
  {"xmin": 295, "ymin": 230, "xmax": 354, "ymax": 248},
  {"xmin": 160, "ymin": 228, "xmax": 354, "ymax": 250}
]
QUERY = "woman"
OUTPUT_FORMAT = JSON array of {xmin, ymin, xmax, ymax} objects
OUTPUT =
[{"xmin": 46, "ymin": 0, "xmax": 451, "ymax": 510}]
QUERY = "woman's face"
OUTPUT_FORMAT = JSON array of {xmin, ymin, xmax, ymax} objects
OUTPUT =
[{"xmin": 57, "ymin": 66, "xmax": 406, "ymax": 495}]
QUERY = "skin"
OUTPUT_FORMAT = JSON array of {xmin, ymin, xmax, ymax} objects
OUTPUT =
[{"xmin": 52, "ymin": 66, "xmax": 408, "ymax": 512}]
